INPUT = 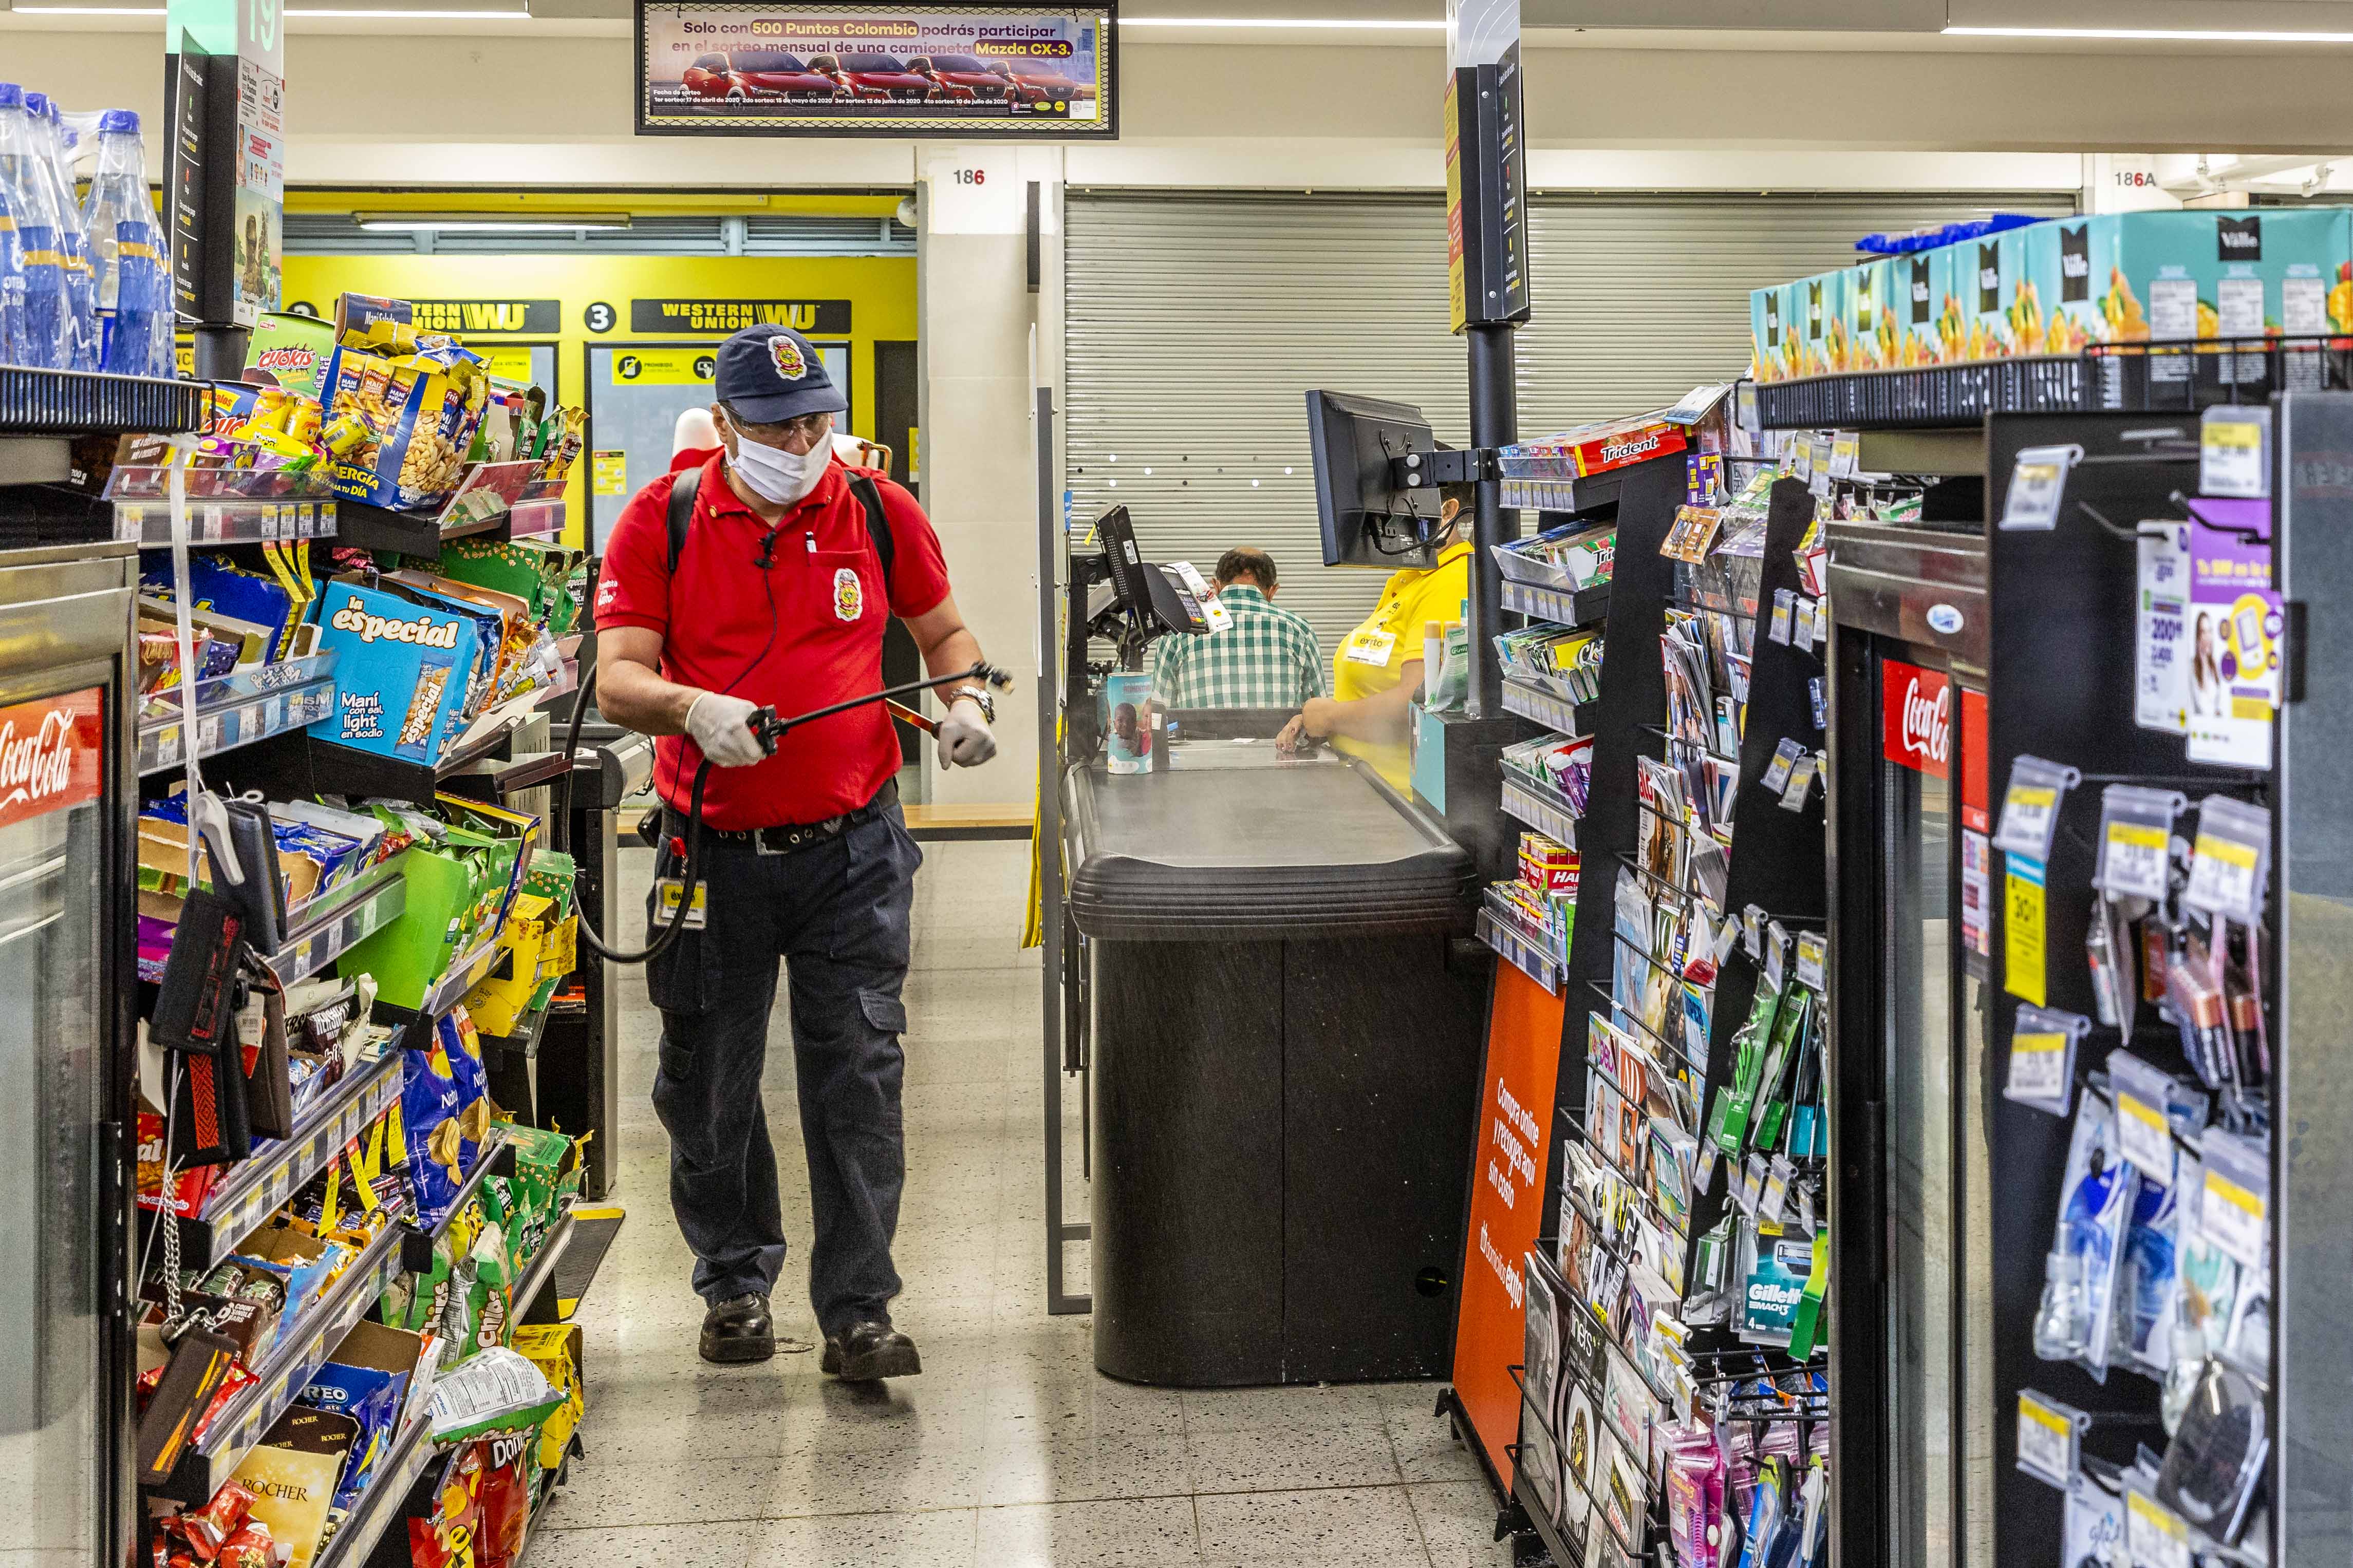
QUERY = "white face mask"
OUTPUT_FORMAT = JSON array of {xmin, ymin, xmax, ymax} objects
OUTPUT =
[{"xmin": 728, "ymin": 429, "xmax": 828, "ymax": 506}]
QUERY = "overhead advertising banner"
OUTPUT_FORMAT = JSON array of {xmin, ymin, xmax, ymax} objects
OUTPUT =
[{"xmin": 637, "ymin": 3, "xmax": 1116, "ymax": 139}]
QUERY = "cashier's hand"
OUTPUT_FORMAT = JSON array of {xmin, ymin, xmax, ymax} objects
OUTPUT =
[
  {"xmin": 1276, "ymin": 698, "xmax": 1337, "ymax": 756},
  {"xmin": 685, "ymin": 691, "xmax": 769, "ymax": 768},
  {"xmin": 938, "ymin": 698, "xmax": 996, "ymax": 769}
]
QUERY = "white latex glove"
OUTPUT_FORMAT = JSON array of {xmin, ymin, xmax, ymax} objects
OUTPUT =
[
  {"xmin": 937, "ymin": 697, "xmax": 997, "ymax": 770},
  {"xmin": 684, "ymin": 690, "xmax": 768, "ymax": 768}
]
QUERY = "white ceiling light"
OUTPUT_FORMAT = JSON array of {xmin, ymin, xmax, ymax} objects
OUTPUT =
[
  {"xmin": 357, "ymin": 214, "xmax": 631, "ymax": 232},
  {"xmin": 1947, "ymin": 24, "xmax": 2353, "ymax": 40},
  {"xmin": 1122, "ymin": 15, "xmax": 1446, "ymax": 28},
  {"xmin": 15, "ymin": 4, "xmax": 532, "ymax": 11}
]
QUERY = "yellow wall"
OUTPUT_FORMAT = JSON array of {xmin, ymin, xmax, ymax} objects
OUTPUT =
[{"xmin": 278, "ymin": 253, "xmax": 917, "ymax": 546}]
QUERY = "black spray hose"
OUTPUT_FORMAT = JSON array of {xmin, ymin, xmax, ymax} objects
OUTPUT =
[{"xmin": 551, "ymin": 656, "xmax": 1012, "ymax": 968}]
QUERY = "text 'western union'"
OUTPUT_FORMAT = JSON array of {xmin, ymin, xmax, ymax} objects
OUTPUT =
[{"xmin": 629, "ymin": 299, "xmax": 852, "ymax": 335}]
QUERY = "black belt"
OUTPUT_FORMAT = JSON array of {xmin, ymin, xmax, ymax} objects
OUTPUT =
[{"xmin": 668, "ymin": 779, "xmax": 898, "ymax": 855}]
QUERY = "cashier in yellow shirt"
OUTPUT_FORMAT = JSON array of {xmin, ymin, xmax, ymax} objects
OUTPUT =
[{"xmin": 1277, "ymin": 490, "xmax": 1471, "ymax": 788}]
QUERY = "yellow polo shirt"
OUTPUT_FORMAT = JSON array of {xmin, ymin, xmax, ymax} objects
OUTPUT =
[{"xmin": 1330, "ymin": 540, "xmax": 1472, "ymax": 788}]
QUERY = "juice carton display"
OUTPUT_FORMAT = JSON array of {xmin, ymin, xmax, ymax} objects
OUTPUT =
[
  {"xmin": 1846, "ymin": 258, "xmax": 1890, "ymax": 371},
  {"xmin": 1792, "ymin": 269, "xmax": 1849, "ymax": 377},
  {"xmin": 307, "ymin": 577, "xmax": 483, "ymax": 763},
  {"xmin": 1946, "ymin": 228, "xmax": 2029, "ymax": 362},
  {"xmin": 2016, "ymin": 215, "xmax": 2120, "ymax": 355},
  {"xmin": 1749, "ymin": 282, "xmax": 1786, "ymax": 382}
]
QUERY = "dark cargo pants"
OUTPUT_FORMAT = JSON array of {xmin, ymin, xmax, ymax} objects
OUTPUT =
[{"xmin": 645, "ymin": 798, "xmax": 921, "ymax": 1337}]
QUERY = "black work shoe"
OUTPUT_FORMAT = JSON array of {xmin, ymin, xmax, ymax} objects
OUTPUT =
[
  {"xmin": 823, "ymin": 1320, "xmax": 921, "ymax": 1381},
  {"xmin": 699, "ymin": 1293, "xmax": 775, "ymax": 1364}
]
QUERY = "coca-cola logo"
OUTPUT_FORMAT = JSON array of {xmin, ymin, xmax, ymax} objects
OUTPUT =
[
  {"xmin": 0, "ymin": 688, "xmax": 104, "ymax": 829},
  {"xmin": 0, "ymin": 708, "xmax": 82, "ymax": 815},
  {"xmin": 1900, "ymin": 678, "xmax": 1950, "ymax": 764},
  {"xmin": 1881, "ymin": 658, "xmax": 1952, "ymax": 779}
]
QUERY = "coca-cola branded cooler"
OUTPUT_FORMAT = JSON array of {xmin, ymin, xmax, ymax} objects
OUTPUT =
[
  {"xmin": 0, "ymin": 542, "xmax": 139, "ymax": 1567},
  {"xmin": 1821, "ymin": 502, "xmax": 1996, "ymax": 1568}
]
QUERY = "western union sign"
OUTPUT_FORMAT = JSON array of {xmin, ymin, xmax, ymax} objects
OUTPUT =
[
  {"xmin": 408, "ymin": 299, "xmax": 562, "ymax": 335},
  {"xmin": 630, "ymin": 299, "xmax": 852, "ymax": 334}
]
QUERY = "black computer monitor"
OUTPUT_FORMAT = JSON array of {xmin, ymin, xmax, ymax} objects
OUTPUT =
[
  {"xmin": 1304, "ymin": 389, "xmax": 1446, "ymax": 568},
  {"xmin": 1093, "ymin": 505, "xmax": 1209, "ymax": 639}
]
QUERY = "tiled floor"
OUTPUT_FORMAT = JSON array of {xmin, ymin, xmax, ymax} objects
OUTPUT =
[{"xmin": 532, "ymin": 839, "xmax": 1511, "ymax": 1567}]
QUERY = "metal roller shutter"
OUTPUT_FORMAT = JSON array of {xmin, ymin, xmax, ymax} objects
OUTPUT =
[{"xmin": 1064, "ymin": 190, "xmax": 2074, "ymax": 654}]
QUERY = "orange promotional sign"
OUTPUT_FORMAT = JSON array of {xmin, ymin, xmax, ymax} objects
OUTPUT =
[{"xmin": 1450, "ymin": 961, "xmax": 1566, "ymax": 1487}]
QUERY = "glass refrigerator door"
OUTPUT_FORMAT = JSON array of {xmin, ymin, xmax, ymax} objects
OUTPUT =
[
  {"xmin": 0, "ymin": 686, "xmax": 113, "ymax": 1566},
  {"xmin": 1832, "ymin": 636, "xmax": 1992, "ymax": 1568}
]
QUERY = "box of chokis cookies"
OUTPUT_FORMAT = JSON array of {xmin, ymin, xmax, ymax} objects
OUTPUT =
[{"xmin": 318, "ymin": 293, "xmax": 492, "ymax": 513}]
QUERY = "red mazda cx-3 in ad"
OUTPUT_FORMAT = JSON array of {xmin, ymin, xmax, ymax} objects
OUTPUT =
[
  {"xmin": 813, "ymin": 52, "xmax": 935, "ymax": 101},
  {"xmin": 986, "ymin": 59, "xmax": 1080, "ymax": 106},
  {"xmin": 681, "ymin": 50, "xmax": 839, "ymax": 101},
  {"xmin": 908, "ymin": 53, "xmax": 1011, "ymax": 101}
]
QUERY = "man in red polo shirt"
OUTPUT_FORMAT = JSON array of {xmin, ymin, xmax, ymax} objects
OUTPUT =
[{"xmin": 594, "ymin": 325, "xmax": 999, "ymax": 1380}]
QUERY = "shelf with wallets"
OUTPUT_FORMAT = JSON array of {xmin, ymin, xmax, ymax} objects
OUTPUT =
[
  {"xmin": 153, "ymin": 1044, "xmax": 410, "ymax": 1274},
  {"xmin": 153, "ymin": 1217, "xmax": 410, "ymax": 1502},
  {"xmin": 136, "ymin": 653, "xmax": 342, "ymax": 776},
  {"xmin": 1478, "ymin": 905, "xmax": 1562, "ymax": 995},
  {"xmin": 1501, "ymin": 768, "xmax": 1581, "ymax": 849}
]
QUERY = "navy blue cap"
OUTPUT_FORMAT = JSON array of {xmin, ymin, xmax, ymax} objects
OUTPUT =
[{"xmin": 716, "ymin": 325, "xmax": 847, "ymax": 425}]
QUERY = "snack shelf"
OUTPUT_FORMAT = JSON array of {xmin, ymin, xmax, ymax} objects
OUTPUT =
[
  {"xmin": 136, "ymin": 852, "xmax": 408, "ymax": 986},
  {"xmin": 421, "ymin": 931, "xmax": 513, "ymax": 1023},
  {"xmin": 116, "ymin": 497, "xmax": 338, "ymax": 546},
  {"xmin": 1501, "ymin": 769, "xmax": 1581, "ymax": 849},
  {"xmin": 506, "ymin": 497, "xmax": 565, "ymax": 539},
  {"xmin": 512, "ymin": 1206, "xmax": 577, "ymax": 1320},
  {"xmin": 1477, "ymin": 907, "xmax": 1562, "ymax": 995},
  {"xmin": 0, "ymin": 365, "xmax": 208, "ymax": 435},
  {"xmin": 1501, "ymin": 470, "xmax": 1621, "ymax": 517},
  {"xmin": 293, "ymin": 702, "xmax": 534, "ymax": 803},
  {"xmin": 156, "ymin": 1216, "xmax": 410, "ymax": 1502},
  {"xmin": 160, "ymin": 1046, "xmax": 409, "ymax": 1274},
  {"xmin": 476, "ymin": 1004, "xmax": 550, "ymax": 1060},
  {"xmin": 137, "ymin": 663, "xmax": 340, "ymax": 776},
  {"xmin": 308, "ymin": 1408, "xmax": 436, "ymax": 1568},
  {"xmin": 1500, "ymin": 679, "xmax": 1596, "ymax": 739},
  {"xmin": 418, "ymin": 1129, "xmax": 510, "ymax": 1249},
  {"xmin": 332, "ymin": 459, "xmax": 557, "ymax": 559},
  {"xmin": 1500, "ymin": 578, "xmax": 1610, "ymax": 629}
]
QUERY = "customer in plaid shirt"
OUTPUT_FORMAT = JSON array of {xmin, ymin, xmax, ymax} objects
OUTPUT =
[{"xmin": 1149, "ymin": 547, "xmax": 1328, "ymax": 711}]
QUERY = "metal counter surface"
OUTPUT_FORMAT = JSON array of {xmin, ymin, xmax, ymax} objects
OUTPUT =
[{"xmin": 1062, "ymin": 746, "xmax": 1476, "ymax": 940}]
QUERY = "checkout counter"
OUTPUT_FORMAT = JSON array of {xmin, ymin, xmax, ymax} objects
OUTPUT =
[{"xmin": 1063, "ymin": 736, "xmax": 1485, "ymax": 1387}]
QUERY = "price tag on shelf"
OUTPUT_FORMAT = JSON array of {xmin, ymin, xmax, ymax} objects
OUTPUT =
[
  {"xmin": 200, "ymin": 503, "xmax": 226, "ymax": 542},
  {"xmin": 1997, "ymin": 786, "xmax": 2058, "ymax": 857},
  {"xmin": 1760, "ymin": 1155, "xmax": 1793, "ymax": 1227},
  {"xmin": 1792, "ymin": 597, "xmax": 1820, "ymax": 654},
  {"xmin": 2005, "ymin": 1031, "xmax": 2071, "ymax": 1107},
  {"xmin": 2199, "ymin": 1163, "xmax": 2265, "ymax": 1269},
  {"xmin": 2125, "ymin": 1488, "xmax": 2191, "ymax": 1568},
  {"xmin": 2115, "ymin": 1085, "xmax": 2174, "ymax": 1180},
  {"xmin": 2199, "ymin": 405, "xmax": 2271, "ymax": 500},
  {"xmin": 196, "ymin": 711, "xmax": 221, "ymax": 755},
  {"xmin": 2102, "ymin": 820, "xmax": 2171, "ymax": 902},
  {"xmin": 1999, "ymin": 444, "xmax": 2083, "ymax": 532},
  {"xmin": 1794, "ymin": 931, "xmax": 1827, "ymax": 993},
  {"xmin": 1761, "ymin": 738, "xmax": 1803, "ymax": 796},
  {"xmin": 2186, "ymin": 832, "xmax": 2261, "ymax": 924},
  {"xmin": 1779, "ymin": 754, "xmax": 1819, "ymax": 813},
  {"xmin": 152, "ymin": 725, "xmax": 181, "ymax": 768},
  {"xmin": 115, "ymin": 504, "xmax": 141, "ymax": 543},
  {"xmin": 1736, "ymin": 1154, "xmax": 1766, "ymax": 1218},
  {"xmin": 1828, "ymin": 432, "xmax": 1860, "ymax": 480},
  {"xmin": 1769, "ymin": 589, "xmax": 1795, "ymax": 647},
  {"xmin": 2015, "ymin": 1391, "xmax": 2082, "ymax": 1489},
  {"xmin": 259, "ymin": 503, "xmax": 282, "ymax": 541},
  {"xmin": 297, "ymin": 503, "xmax": 318, "ymax": 538},
  {"xmin": 2004, "ymin": 856, "xmax": 2048, "ymax": 1007}
]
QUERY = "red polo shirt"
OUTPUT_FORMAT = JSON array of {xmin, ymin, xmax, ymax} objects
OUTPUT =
[{"xmin": 595, "ymin": 452, "xmax": 951, "ymax": 829}]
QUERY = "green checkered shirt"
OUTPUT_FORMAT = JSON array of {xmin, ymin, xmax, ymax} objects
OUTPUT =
[{"xmin": 1149, "ymin": 585, "xmax": 1328, "ymax": 710}]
